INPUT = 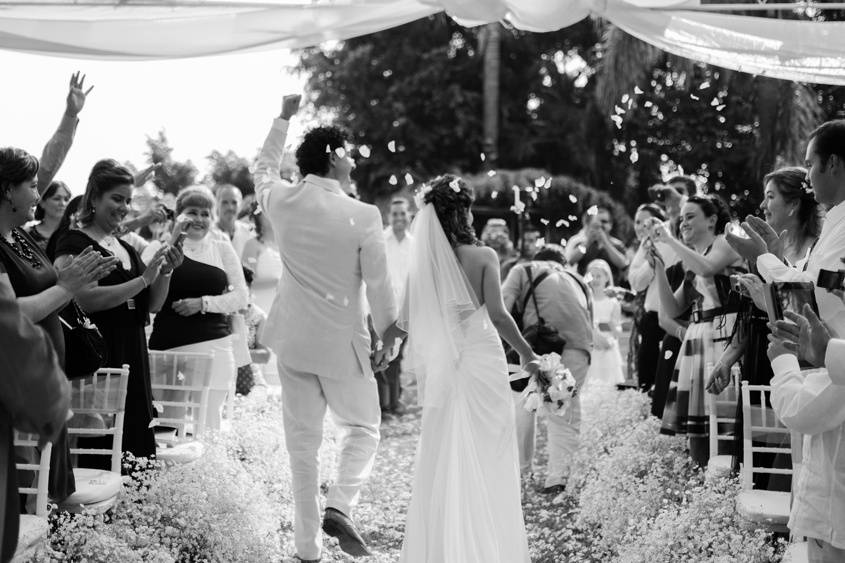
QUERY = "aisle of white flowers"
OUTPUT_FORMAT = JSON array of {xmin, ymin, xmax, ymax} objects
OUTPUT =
[{"xmin": 30, "ymin": 385, "xmax": 786, "ymax": 562}]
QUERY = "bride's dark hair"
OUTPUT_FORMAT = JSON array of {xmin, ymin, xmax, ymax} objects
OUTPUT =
[{"xmin": 422, "ymin": 174, "xmax": 480, "ymax": 247}]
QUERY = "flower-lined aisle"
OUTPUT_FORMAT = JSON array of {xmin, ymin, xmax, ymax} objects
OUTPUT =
[{"xmin": 31, "ymin": 385, "xmax": 785, "ymax": 562}]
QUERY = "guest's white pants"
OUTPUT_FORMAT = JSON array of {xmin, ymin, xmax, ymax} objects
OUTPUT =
[
  {"xmin": 512, "ymin": 348, "xmax": 591, "ymax": 488},
  {"xmin": 278, "ymin": 360, "xmax": 381, "ymax": 561}
]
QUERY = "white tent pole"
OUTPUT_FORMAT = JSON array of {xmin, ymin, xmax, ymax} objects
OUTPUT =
[{"xmin": 647, "ymin": 2, "xmax": 845, "ymax": 11}]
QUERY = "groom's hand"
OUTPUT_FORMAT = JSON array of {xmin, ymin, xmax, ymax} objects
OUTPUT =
[{"xmin": 280, "ymin": 94, "xmax": 301, "ymax": 121}]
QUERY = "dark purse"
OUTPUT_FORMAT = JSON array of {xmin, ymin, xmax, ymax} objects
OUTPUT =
[
  {"xmin": 58, "ymin": 301, "xmax": 109, "ymax": 379},
  {"xmin": 507, "ymin": 265, "xmax": 567, "ymax": 391}
]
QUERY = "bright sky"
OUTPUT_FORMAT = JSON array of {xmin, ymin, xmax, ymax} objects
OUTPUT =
[{"xmin": 0, "ymin": 48, "xmax": 308, "ymax": 195}]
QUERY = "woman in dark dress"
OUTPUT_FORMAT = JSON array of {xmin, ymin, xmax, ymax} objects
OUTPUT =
[
  {"xmin": 0, "ymin": 147, "xmax": 115, "ymax": 502},
  {"xmin": 53, "ymin": 159, "xmax": 181, "ymax": 465}
]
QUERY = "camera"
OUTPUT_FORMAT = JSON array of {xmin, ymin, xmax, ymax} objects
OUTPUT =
[
  {"xmin": 817, "ymin": 269, "xmax": 845, "ymax": 292},
  {"xmin": 729, "ymin": 274, "xmax": 749, "ymax": 296}
]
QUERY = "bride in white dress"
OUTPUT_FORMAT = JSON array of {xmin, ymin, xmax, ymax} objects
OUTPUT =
[{"xmin": 393, "ymin": 175, "xmax": 538, "ymax": 562}]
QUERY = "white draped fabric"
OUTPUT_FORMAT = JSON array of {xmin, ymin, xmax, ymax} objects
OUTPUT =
[{"xmin": 3, "ymin": 0, "xmax": 845, "ymax": 84}]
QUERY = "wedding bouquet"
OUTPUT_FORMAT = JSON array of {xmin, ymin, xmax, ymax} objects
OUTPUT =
[{"xmin": 522, "ymin": 353, "xmax": 578, "ymax": 417}]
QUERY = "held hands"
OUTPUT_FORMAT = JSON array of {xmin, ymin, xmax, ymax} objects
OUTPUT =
[
  {"xmin": 280, "ymin": 94, "xmax": 302, "ymax": 121},
  {"xmin": 372, "ymin": 322, "xmax": 407, "ymax": 372},
  {"xmin": 56, "ymin": 246, "xmax": 118, "ymax": 294},
  {"xmin": 65, "ymin": 71, "xmax": 94, "ymax": 118}
]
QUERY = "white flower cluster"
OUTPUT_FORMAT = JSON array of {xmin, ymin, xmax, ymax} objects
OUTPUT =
[{"xmin": 522, "ymin": 352, "xmax": 577, "ymax": 417}]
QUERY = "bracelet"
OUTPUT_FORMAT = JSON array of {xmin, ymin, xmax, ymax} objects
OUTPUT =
[
  {"xmin": 200, "ymin": 296, "xmax": 208, "ymax": 315},
  {"xmin": 139, "ymin": 276, "xmax": 149, "ymax": 289}
]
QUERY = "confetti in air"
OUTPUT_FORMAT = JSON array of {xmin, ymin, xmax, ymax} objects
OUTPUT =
[
  {"xmin": 491, "ymin": 191, "xmax": 499, "ymax": 199},
  {"xmin": 555, "ymin": 219, "xmax": 567, "ymax": 228},
  {"xmin": 569, "ymin": 194, "xmax": 578, "ymax": 203},
  {"xmin": 405, "ymin": 173, "xmax": 414, "ymax": 185},
  {"xmin": 621, "ymin": 94, "xmax": 630, "ymax": 104},
  {"xmin": 614, "ymin": 105, "xmax": 626, "ymax": 115},
  {"xmin": 176, "ymin": 371, "xmax": 185, "ymax": 382},
  {"xmin": 349, "ymin": 218, "xmax": 355, "ymax": 226},
  {"xmin": 358, "ymin": 145, "xmax": 371, "ymax": 158},
  {"xmin": 699, "ymin": 81, "xmax": 711, "ymax": 90},
  {"xmin": 634, "ymin": 86, "xmax": 644, "ymax": 94},
  {"xmin": 540, "ymin": 218, "xmax": 550, "ymax": 225},
  {"xmin": 334, "ymin": 147, "xmax": 346, "ymax": 158},
  {"xmin": 487, "ymin": 170, "xmax": 497, "ymax": 177},
  {"xmin": 711, "ymin": 98, "xmax": 720, "ymax": 107},
  {"xmin": 716, "ymin": 104, "xmax": 725, "ymax": 111},
  {"xmin": 664, "ymin": 349, "xmax": 674, "ymax": 360},
  {"xmin": 644, "ymin": 101, "xmax": 654, "ymax": 108},
  {"xmin": 587, "ymin": 205, "xmax": 599, "ymax": 216},
  {"xmin": 690, "ymin": 94, "xmax": 700, "ymax": 101},
  {"xmin": 449, "ymin": 178, "xmax": 461, "ymax": 192},
  {"xmin": 544, "ymin": 178, "xmax": 552, "ymax": 189},
  {"xmin": 388, "ymin": 140, "xmax": 396, "ymax": 153},
  {"xmin": 535, "ymin": 177, "xmax": 546, "ymax": 188},
  {"xmin": 610, "ymin": 115, "xmax": 623, "ymax": 129},
  {"xmin": 389, "ymin": 175, "xmax": 398, "ymax": 185},
  {"xmin": 568, "ymin": 214, "xmax": 578, "ymax": 221},
  {"xmin": 480, "ymin": 153, "xmax": 486, "ymax": 162}
]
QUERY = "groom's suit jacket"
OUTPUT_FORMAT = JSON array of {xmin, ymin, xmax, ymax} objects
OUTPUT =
[{"xmin": 255, "ymin": 118, "xmax": 397, "ymax": 379}]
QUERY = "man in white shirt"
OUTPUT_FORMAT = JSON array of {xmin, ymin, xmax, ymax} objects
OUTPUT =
[
  {"xmin": 755, "ymin": 119, "xmax": 845, "ymax": 563},
  {"xmin": 379, "ymin": 197, "xmax": 412, "ymax": 415},
  {"xmin": 254, "ymin": 95, "xmax": 399, "ymax": 562}
]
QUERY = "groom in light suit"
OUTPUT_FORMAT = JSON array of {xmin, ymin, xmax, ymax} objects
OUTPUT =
[{"xmin": 255, "ymin": 95, "xmax": 401, "ymax": 562}]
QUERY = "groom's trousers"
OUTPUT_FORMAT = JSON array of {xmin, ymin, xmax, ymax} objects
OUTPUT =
[{"xmin": 279, "ymin": 361, "xmax": 381, "ymax": 560}]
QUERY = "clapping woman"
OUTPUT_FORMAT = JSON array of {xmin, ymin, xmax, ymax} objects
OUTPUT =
[
  {"xmin": 0, "ymin": 148, "xmax": 117, "ymax": 500},
  {"xmin": 144, "ymin": 186, "xmax": 247, "ymax": 430},
  {"xmin": 53, "ymin": 160, "xmax": 181, "ymax": 465}
]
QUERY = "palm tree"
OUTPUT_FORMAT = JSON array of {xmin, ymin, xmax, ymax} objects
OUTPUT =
[
  {"xmin": 594, "ymin": 23, "xmax": 821, "ymax": 185},
  {"xmin": 480, "ymin": 22, "xmax": 502, "ymax": 168}
]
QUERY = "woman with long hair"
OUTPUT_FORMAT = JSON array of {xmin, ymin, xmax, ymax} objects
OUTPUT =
[
  {"xmin": 53, "ymin": 159, "xmax": 180, "ymax": 464},
  {"xmin": 395, "ymin": 174, "xmax": 538, "ymax": 562},
  {"xmin": 26, "ymin": 180, "xmax": 72, "ymax": 251},
  {"xmin": 650, "ymin": 193, "xmax": 743, "ymax": 466},
  {"xmin": 707, "ymin": 167, "xmax": 821, "ymax": 486}
]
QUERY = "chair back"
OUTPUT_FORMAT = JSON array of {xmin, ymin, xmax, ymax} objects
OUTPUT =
[
  {"xmin": 13, "ymin": 432, "xmax": 53, "ymax": 517},
  {"xmin": 708, "ymin": 366, "xmax": 739, "ymax": 459},
  {"xmin": 740, "ymin": 381, "xmax": 793, "ymax": 489},
  {"xmin": 67, "ymin": 365, "xmax": 130, "ymax": 474},
  {"xmin": 149, "ymin": 350, "xmax": 214, "ymax": 440}
]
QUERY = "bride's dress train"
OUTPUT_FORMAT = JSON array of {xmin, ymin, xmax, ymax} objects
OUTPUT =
[{"xmin": 400, "ymin": 304, "xmax": 530, "ymax": 562}]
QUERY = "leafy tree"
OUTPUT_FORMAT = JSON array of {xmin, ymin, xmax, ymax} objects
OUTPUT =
[
  {"xmin": 206, "ymin": 149, "xmax": 254, "ymax": 195},
  {"xmin": 144, "ymin": 129, "xmax": 198, "ymax": 195}
]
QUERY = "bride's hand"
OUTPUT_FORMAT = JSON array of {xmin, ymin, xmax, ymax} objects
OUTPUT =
[{"xmin": 520, "ymin": 353, "xmax": 541, "ymax": 377}]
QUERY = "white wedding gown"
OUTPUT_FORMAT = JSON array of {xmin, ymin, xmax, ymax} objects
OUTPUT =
[{"xmin": 399, "ymin": 201, "xmax": 530, "ymax": 562}]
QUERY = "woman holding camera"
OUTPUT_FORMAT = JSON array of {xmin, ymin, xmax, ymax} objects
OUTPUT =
[
  {"xmin": 144, "ymin": 186, "xmax": 247, "ymax": 431},
  {"xmin": 650, "ymin": 194, "xmax": 743, "ymax": 466}
]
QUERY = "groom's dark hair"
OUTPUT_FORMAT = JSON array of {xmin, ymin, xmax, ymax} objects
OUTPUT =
[{"xmin": 295, "ymin": 125, "xmax": 350, "ymax": 176}]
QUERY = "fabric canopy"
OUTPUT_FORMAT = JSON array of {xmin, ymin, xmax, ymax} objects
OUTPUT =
[{"xmin": 3, "ymin": 0, "xmax": 845, "ymax": 84}]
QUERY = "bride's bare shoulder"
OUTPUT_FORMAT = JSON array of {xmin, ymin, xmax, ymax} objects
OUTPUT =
[{"xmin": 455, "ymin": 244, "xmax": 497, "ymax": 267}]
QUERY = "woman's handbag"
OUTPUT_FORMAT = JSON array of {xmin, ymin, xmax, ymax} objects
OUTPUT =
[{"xmin": 58, "ymin": 301, "xmax": 109, "ymax": 379}]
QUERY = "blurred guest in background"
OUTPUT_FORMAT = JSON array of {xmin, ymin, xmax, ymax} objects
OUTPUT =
[
  {"xmin": 215, "ymin": 184, "xmax": 253, "ymax": 259},
  {"xmin": 26, "ymin": 180, "xmax": 71, "ymax": 251},
  {"xmin": 565, "ymin": 205, "xmax": 628, "ymax": 285}
]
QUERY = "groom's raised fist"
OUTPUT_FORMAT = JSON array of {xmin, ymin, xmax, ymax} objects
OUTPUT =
[{"xmin": 280, "ymin": 94, "xmax": 302, "ymax": 120}]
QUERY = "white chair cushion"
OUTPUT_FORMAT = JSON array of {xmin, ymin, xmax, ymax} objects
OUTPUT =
[
  {"xmin": 157, "ymin": 441, "xmax": 204, "ymax": 464},
  {"xmin": 736, "ymin": 490, "xmax": 790, "ymax": 528},
  {"xmin": 13, "ymin": 514, "xmax": 48, "ymax": 560},
  {"xmin": 60, "ymin": 468, "xmax": 122, "ymax": 506},
  {"xmin": 784, "ymin": 541, "xmax": 808, "ymax": 563}
]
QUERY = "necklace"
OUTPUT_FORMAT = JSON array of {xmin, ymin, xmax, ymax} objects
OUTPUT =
[{"xmin": 0, "ymin": 229, "xmax": 43, "ymax": 269}]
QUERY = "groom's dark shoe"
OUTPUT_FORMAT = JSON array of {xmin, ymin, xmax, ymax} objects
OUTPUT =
[{"xmin": 322, "ymin": 507, "xmax": 372, "ymax": 557}]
